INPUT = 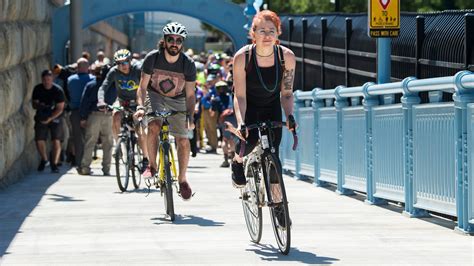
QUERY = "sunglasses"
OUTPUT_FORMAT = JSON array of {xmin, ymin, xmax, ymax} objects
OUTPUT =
[
  {"xmin": 118, "ymin": 61, "xmax": 129, "ymax": 66},
  {"xmin": 166, "ymin": 36, "xmax": 183, "ymax": 45}
]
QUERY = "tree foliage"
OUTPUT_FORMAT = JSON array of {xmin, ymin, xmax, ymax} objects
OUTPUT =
[{"xmin": 231, "ymin": 0, "xmax": 474, "ymax": 13}]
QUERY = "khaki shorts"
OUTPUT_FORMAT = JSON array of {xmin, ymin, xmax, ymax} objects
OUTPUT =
[{"xmin": 145, "ymin": 94, "xmax": 187, "ymax": 138}]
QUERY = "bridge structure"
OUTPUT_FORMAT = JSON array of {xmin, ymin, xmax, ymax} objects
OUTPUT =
[
  {"xmin": 52, "ymin": 0, "xmax": 251, "ymax": 65},
  {"xmin": 2, "ymin": 1, "xmax": 471, "ymax": 263},
  {"xmin": 281, "ymin": 71, "xmax": 474, "ymax": 234}
]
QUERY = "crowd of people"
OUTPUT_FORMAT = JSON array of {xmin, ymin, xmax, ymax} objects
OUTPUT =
[{"xmin": 31, "ymin": 10, "xmax": 296, "ymax": 200}]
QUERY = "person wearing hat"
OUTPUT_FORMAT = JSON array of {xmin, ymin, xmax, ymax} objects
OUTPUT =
[
  {"xmin": 32, "ymin": 69, "xmax": 66, "ymax": 173},
  {"xmin": 200, "ymin": 73, "xmax": 220, "ymax": 153},
  {"xmin": 213, "ymin": 81, "xmax": 236, "ymax": 167}
]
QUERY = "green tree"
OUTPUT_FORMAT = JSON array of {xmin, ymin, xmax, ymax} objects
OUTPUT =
[{"xmin": 232, "ymin": 0, "xmax": 474, "ymax": 13}]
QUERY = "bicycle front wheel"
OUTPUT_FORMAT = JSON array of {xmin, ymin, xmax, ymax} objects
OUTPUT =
[
  {"xmin": 114, "ymin": 138, "xmax": 130, "ymax": 192},
  {"xmin": 265, "ymin": 153, "xmax": 291, "ymax": 255},
  {"xmin": 163, "ymin": 151, "xmax": 175, "ymax": 221},
  {"xmin": 241, "ymin": 164, "xmax": 262, "ymax": 243}
]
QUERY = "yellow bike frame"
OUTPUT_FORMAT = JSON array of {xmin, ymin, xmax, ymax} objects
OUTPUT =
[{"xmin": 157, "ymin": 123, "xmax": 178, "ymax": 184}]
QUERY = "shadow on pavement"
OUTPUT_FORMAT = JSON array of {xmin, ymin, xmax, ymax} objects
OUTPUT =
[
  {"xmin": 247, "ymin": 243, "xmax": 339, "ymax": 264},
  {"xmin": 151, "ymin": 214, "xmax": 225, "ymax": 227},
  {"xmin": 114, "ymin": 187, "xmax": 160, "ymax": 194},
  {"xmin": 0, "ymin": 169, "xmax": 65, "ymax": 257},
  {"xmin": 46, "ymin": 193, "xmax": 84, "ymax": 202}
]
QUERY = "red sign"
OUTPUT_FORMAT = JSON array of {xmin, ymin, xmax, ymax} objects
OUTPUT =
[{"xmin": 379, "ymin": 0, "xmax": 390, "ymax": 10}]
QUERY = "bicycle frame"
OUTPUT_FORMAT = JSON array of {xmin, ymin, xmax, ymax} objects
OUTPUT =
[
  {"xmin": 156, "ymin": 120, "xmax": 178, "ymax": 189},
  {"xmin": 244, "ymin": 123, "xmax": 281, "ymax": 207}
]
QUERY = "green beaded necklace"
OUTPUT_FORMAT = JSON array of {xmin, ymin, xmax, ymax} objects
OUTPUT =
[{"xmin": 253, "ymin": 45, "xmax": 279, "ymax": 93}]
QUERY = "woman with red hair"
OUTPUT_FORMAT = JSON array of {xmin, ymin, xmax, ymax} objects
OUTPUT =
[{"xmin": 230, "ymin": 10, "xmax": 297, "ymax": 187}]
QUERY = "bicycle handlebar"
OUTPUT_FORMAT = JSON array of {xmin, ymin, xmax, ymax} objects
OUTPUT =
[
  {"xmin": 145, "ymin": 110, "xmax": 187, "ymax": 118},
  {"xmin": 231, "ymin": 120, "xmax": 298, "ymax": 158}
]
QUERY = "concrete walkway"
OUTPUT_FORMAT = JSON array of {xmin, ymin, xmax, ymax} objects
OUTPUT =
[{"xmin": 0, "ymin": 152, "xmax": 472, "ymax": 265}]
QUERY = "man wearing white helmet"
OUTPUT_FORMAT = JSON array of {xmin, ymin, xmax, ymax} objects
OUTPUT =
[{"xmin": 135, "ymin": 22, "xmax": 196, "ymax": 200}]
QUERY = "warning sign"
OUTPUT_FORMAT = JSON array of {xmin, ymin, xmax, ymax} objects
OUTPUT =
[{"xmin": 368, "ymin": 0, "xmax": 400, "ymax": 38}]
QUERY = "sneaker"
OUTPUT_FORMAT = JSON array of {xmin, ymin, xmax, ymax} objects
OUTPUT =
[
  {"xmin": 231, "ymin": 161, "xmax": 246, "ymax": 188},
  {"xmin": 37, "ymin": 160, "xmax": 49, "ymax": 171},
  {"xmin": 220, "ymin": 160, "xmax": 230, "ymax": 168},
  {"xmin": 142, "ymin": 166, "xmax": 156, "ymax": 180},
  {"xmin": 141, "ymin": 158, "xmax": 149, "ymax": 174},
  {"xmin": 51, "ymin": 164, "xmax": 59, "ymax": 173},
  {"xmin": 103, "ymin": 170, "xmax": 110, "ymax": 176},
  {"xmin": 77, "ymin": 168, "xmax": 91, "ymax": 175},
  {"xmin": 274, "ymin": 205, "xmax": 292, "ymax": 229},
  {"xmin": 205, "ymin": 147, "xmax": 217, "ymax": 154},
  {"xmin": 179, "ymin": 181, "xmax": 192, "ymax": 200}
]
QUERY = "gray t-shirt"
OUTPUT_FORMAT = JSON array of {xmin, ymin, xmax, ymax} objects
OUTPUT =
[
  {"xmin": 141, "ymin": 49, "xmax": 196, "ymax": 99},
  {"xmin": 98, "ymin": 63, "xmax": 141, "ymax": 103}
]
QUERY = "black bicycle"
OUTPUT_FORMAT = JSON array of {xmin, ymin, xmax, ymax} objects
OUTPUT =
[
  {"xmin": 113, "ymin": 104, "xmax": 143, "ymax": 192},
  {"xmin": 228, "ymin": 117, "xmax": 297, "ymax": 255}
]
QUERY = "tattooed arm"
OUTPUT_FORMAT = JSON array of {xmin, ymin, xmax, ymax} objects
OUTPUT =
[{"xmin": 280, "ymin": 46, "xmax": 296, "ymax": 121}]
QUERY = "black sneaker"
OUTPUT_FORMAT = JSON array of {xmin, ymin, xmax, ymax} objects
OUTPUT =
[
  {"xmin": 231, "ymin": 161, "xmax": 246, "ymax": 188},
  {"xmin": 274, "ymin": 205, "xmax": 292, "ymax": 229},
  {"xmin": 220, "ymin": 160, "xmax": 230, "ymax": 168},
  {"xmin": 51, "ymin": 163, "xmax": 59, "ymax": 173},
  {"xmin": 37, "ymin": 160, "xmax": 49, "ymax": 171}
]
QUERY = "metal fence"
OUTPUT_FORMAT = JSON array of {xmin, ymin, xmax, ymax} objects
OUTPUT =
[
  {"xmin": 280, "ymin": 11, "xmax": 474, "ymax": 100},
  {"xmin": 280, "ymin": 71, "xmax": 474, "ymax": 234}
]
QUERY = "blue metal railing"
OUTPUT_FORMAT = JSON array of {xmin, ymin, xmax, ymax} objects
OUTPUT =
[{"xmin": 282, "ymin": 71, "xmax": 474, "ymax": 234}]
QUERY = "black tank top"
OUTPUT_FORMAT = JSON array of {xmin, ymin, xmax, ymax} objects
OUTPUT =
[{"xmin": 246, "ymin": 45, "xmax": 283, "ymax": 108}]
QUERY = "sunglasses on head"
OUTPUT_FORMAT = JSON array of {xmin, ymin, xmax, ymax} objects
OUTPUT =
[{"xmin": 166, "ymin": 36, "xmax": 183, "ymax": 45}]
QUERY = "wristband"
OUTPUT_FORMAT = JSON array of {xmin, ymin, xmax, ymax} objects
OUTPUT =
[{"xmin": 137, "ymin": 105, "xmax": 146, "ymax": 111}]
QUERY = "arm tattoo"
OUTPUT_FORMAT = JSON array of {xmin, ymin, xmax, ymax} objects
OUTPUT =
[{"xmin": 283, "ymin": 69, "xmax": 294, "ymax": 91}]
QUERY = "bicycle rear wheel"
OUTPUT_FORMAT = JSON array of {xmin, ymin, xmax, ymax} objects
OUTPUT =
[
  {"xmin": 265, "ymin": 153, "xmax": 291, "ymax": 255},
  {"xmin": 131, "ymin": 136, "xmax": 142, "ymax": 189},
  {"xmin": 114, "ymin": 137, "xmax": 130, "ymax": 192},
  {"xmin": 241, "ymin": 164, "xmax": 262, "ymax": 243},
  {"xmin": 163, "ymin": 150, "xmax": 175, "ymax": 221}
]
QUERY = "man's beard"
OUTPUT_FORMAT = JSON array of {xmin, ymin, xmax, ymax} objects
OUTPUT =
[{"xmin": 165, "ymin": 44, "xmax": 182, "ymax": 56}]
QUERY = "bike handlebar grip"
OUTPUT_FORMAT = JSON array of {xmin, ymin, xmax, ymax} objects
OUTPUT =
[{"xmin": 292, "ymin": 132, "xmax": 298, "ymax": 151}]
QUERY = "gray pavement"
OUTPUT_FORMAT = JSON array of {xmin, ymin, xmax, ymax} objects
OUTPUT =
[{"xmin": 0, "ymin": 151, "xmax": 473, "ymax": 265}]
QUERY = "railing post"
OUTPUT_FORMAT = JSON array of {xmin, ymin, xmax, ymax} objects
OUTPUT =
[
  {"xmin": 401, "ymin": 77, "xmax": 429, "ymax": 218},
  {"xmin": 312, "ymin": 88, "xmax": 326, "ymax": 187},
  {"xmin": 345, "ymin": 18, "xmax": 352, "ymax": 87},
  {"xmin": 293, "ymin": 90, "xmax": 304, "ymax": 180},
  {"xmin": 464, "ymin": 14, "xmax": 474, "ymax": 71},
  {"xmin": 415, "ymin": 16, "xmax": 425, "ymax": 78},
  {"xmin": 361, "ymin": 82, "xmax": 386, "ymax": 205},
  {"xmin": 301, "ymin": 18, "xmax": 308, "ymax": 90},
  {"xmin": 453, "ymin": 71, "xmax": 474, "ymax": 234},
  {"xmin": 321, "ymin": 18, "xmax": 327, "ymax": 89},
  {"xmin": 335, "ymin": 86, "xmax": 354, "ymax": 195},
  {"xmin": 288, "ymin": 18, "xmax": 294, "ymax": 51}
]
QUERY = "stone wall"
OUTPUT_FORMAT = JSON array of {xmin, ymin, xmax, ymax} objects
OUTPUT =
[
  {"xmin": 0, "ymin": 0, "xmax": 128, "ymax": 188},
  {"xmin": 0, "ymin": 0, "xmax": 57, "ymax": 188}
]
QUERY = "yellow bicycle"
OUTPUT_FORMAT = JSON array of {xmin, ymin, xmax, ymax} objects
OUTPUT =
[{"xmin": 145, "ymin": 110, "xmax": 184, "ymax": 221}]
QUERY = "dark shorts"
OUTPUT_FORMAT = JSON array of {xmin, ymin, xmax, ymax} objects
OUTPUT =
[{"xmin": 35, "ymin": 120, "xmax": 64, "ymax": 141}]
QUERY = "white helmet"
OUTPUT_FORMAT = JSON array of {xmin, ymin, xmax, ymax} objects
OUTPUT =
[{"xmin": 162, "ymin": 22, "xmax": 188, "ymax": 38}]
